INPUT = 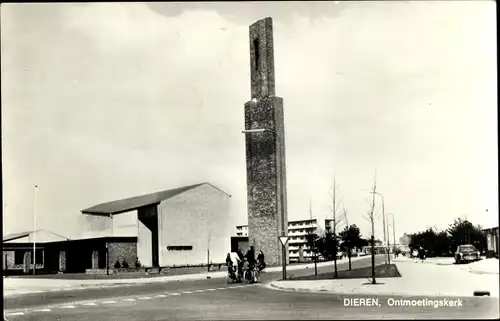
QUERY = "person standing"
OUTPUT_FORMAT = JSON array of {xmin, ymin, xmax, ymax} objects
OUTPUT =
[
  {"xmin": 246, "ymin": 246, "xmax": 256, "ymax": 268},
  {"xmin": 412, "ymin": 248, "xmax": 419, "ymax": 263},
  {"xmin": 257, "ymin": 250, "xmax": 266, "ymax": 272},
  {"xmin": 418, "ymin": 246, "xmax": 426, "ymax": 263}
]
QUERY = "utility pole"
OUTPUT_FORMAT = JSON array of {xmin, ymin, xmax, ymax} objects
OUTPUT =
[
  {"xmin": 392, "ymin": 214, "xmax": 396, "ymax": 256},
  {"xmin": 207, "ymin": 232, "xmax": 211, "ymax": 272}
]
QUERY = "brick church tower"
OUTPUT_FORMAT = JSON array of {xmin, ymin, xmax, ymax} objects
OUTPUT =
[{"xmin": 244, "ymin": 17, "xmax": 289, "ymax": 266}]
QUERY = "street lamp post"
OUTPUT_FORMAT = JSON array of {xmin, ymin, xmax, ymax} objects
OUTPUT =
[
  {"xmin": 372, "ymin": 191, "xmax": 390, "ymax": 264},
  {"xmin": 33, "ymin": 185, "xmax": 38, "ymax": 275},
  {"xmin": 242, "ymin": 128, "xmax": 287, "ymax": 280},
  {"xmin": 362, "ymin": 189, "xmax": 389, "ymax": 264},
  {"xmin": 387, "ymin": 213, "xmax": 396, "ymax": 257}
]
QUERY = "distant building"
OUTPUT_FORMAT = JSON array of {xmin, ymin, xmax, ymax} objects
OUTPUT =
[
  {"xmin": 288, "ymin": 219, "xmax": 322, "ymax": 262},
  {"xmin": 324, "ymin": 219, "xmax": 340, "ymax": 232},
  {"xmin": 235, "ymin": 218, "xmax": 327, "ymax": 263},
  {"xmin": 399, "ymin": 233, "xmax": 411, "ymax": 246},
  {"xmin": 482, "ymin": 226, "xmax": 499, "ymax": 258}
]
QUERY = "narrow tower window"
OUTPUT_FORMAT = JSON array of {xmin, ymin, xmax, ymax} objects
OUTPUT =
[{"xmin": 253, "ymin": 38, "xmax": 259, "ymax": 71}]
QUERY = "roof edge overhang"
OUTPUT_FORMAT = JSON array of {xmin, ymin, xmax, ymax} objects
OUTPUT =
[
  {"xmin": 3, "ymin": 234, "xmax": 30, "ymax": 242},
  {"xmin": 81, "ymin": 182, "xmax": 231, "ymax": 216},
  {"xmin": 81, "ymin": 203, "xmax": 160, "ymax": 216}
]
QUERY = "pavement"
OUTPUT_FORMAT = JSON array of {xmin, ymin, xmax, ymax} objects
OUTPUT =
[
  {"xmin": 3, "ymin": 256, "xmax": 368, "ymax": 297},
  {"xmin": 4, "ymin": 255, "xmax": 498, "ymax": 320},
  {"xmin": 271, "ymin": 256, "xmax": 499, "ymax": 298},
  {"xmin": 393, "ymin": 256, "xmax": 499, "ymax": 274},
  {"xmin": 460, "ymin": 258, "xmax": 499, "ymax": 275},
  {"xmin": 3, "ymin": 256, "xmax": 378, "ymax": 311}
]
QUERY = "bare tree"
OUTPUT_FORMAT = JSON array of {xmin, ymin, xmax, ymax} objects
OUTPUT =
[
  {"xmin": 361, "ymin": 175, "xmax": 378, "ymax": 284},
  {"xmin": 329, "ymin": 174, "xmax": 344, "ymax": 279},
  {"xmin": 341, "ymin": 200, "xmax": 349, "ymax": 228},
  {"xmin": 340, "ymin": 200, "xmax": 351, "ymax": 269}
]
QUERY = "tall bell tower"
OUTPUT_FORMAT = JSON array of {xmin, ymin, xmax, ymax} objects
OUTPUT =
[{"xmin": 244, "ymin": 17, "xmax": 288, "ymax": 266}]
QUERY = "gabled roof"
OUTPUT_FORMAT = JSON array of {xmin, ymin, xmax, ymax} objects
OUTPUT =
[
  {"xmin": 81, "ymin": 182, "xmax": 230, "ymax": 216},
  {"xmin": 3, "ymin": 229, "xmax": 71, "ymax": 243}
]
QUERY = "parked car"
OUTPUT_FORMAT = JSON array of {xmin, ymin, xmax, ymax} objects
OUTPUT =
[{"xmin": 455, "ymin": 244, "xmax": 481, "ymax": 264}]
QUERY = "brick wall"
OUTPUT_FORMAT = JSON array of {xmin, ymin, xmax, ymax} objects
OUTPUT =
[
  {"xmin": 107, "ymin": 242, "xmax": 137, "ymax": 268},
  {"xmin": 4, "ymin": 251, "xmax": 15, "ymax": 269},
  {"xmin": 245, "ymin": 98, "xmax": 288, "ymax": 266},
  {"xmin": 59, "ymin": 250, "xmax": 66, "ymax": 272}
]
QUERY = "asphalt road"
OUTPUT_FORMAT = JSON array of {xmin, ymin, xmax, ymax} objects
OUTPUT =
[{"xmin": 4, "ymin": 256, "xmax": 499, "ymax": 320}]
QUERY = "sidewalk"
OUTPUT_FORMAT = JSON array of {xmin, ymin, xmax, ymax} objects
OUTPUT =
[
  {"xmin": 394, "ymin": 256, "xmax": 499, "ymax": 273},
  {"xmin": 270, "ymin": 260, "xmax": 499, "ymax": 298},
  {"xmin": 393, "ymin": 256, "xmax": 455, "ymax": 265},
  {"xmin": 466, "ymin": 258, "xmax": 499, "ymax": 275},
  {"xmin": 3, "ymin": 257, "xmax": 365, "ymax": 297}
]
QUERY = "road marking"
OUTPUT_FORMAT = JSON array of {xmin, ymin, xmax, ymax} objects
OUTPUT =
[{"xmin": 1, "ymin": 285, "xmax": 259, "ymax": 319}]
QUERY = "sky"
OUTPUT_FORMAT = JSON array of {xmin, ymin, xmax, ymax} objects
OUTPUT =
[{"xmin": 2, "ymin": 1, "xmax": 498, "ymax": 241}]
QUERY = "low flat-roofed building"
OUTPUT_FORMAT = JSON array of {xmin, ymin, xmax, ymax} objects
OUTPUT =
[{"xmin": 2, "ymin": 230, "xmax": 137, "ymax": 275}]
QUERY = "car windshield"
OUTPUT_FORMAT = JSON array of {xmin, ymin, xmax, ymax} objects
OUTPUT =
[{"xmin": 458, "ymin": 245, "xmax": 476, "ymax": 252}]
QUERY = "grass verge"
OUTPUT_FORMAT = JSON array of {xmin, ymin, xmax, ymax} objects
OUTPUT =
[{"xmin": 289, "ymin": 264, "xmax": 400, "ymax": 281}]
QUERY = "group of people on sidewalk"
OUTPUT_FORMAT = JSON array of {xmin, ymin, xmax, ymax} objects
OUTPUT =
[
  {"xmin": 412, "ymin": 246, "xmax": 427, "ymax": 263},
  {"xmin": 226, "ymin": 246, "xmax": 266, "ymax": 278}
]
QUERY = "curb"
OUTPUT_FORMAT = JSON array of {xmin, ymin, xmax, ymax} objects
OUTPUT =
[
  {"xmin": 268, "ymin": 281, "xmax": 344, "ymax": 295},
  {"xmin": 4, "ymin": 273, "xmax": 230, "ymax": 297},
  {"xmin": 468, "ymin": 270, "xmax": 500, "ymax": 275}
]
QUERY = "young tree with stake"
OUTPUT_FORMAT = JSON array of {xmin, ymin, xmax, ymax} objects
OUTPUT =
[
  {"xmin": 361, "ymin": 176, "xmax": 379, "ymax": 284},
  {"xmin": 329, "ymin": 174, "xmax": 344, "ymax": 279}
]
